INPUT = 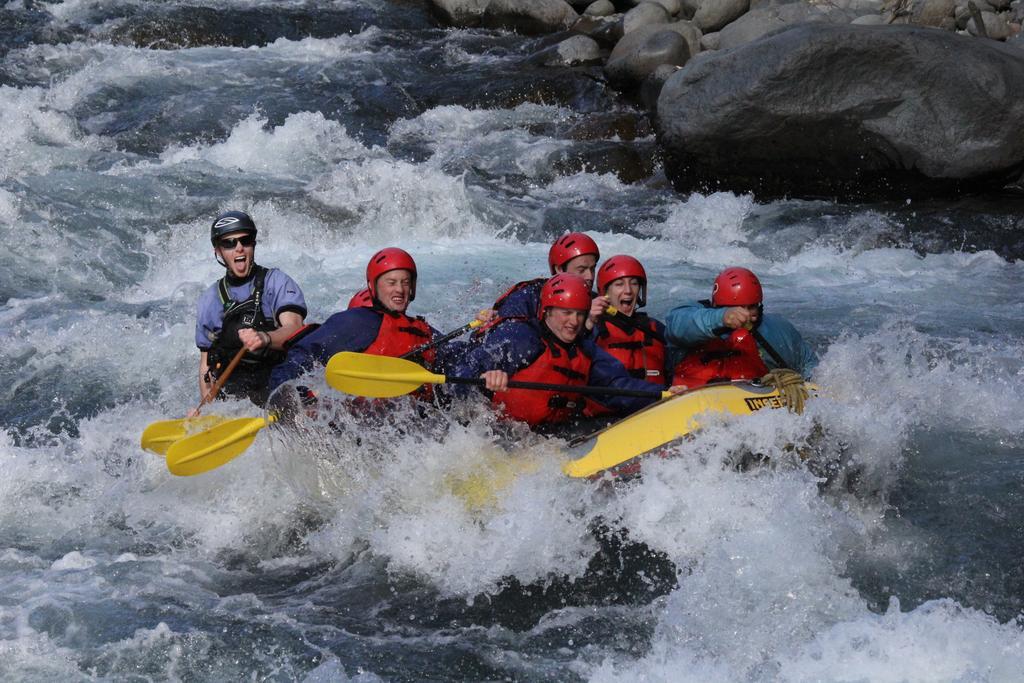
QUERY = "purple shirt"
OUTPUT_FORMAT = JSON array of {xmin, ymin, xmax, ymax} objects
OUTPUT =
[{"xmin": 195, "ymin": 267, "xmax": 307, "ymax": 350}]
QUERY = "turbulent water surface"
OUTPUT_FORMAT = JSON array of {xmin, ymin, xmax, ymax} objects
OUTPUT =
[{"xmin": 2, "ymin": 1, "xmax": 1024, "ymax": 680}]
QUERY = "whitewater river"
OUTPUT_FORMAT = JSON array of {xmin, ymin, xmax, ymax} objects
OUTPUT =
[{"xmin": 2, "ymin": 0, "xmax": 1023, "ymax": 680}]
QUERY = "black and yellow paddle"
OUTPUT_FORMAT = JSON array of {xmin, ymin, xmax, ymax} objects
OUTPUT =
[
  {"xmin": 400, "ymin": 317, "xmax": 484, "ymax": 360},
  {"xmin": 324, "ymin": 351, "xmax": 673, "ymax": 400},
  {"xmin": 139, "ymin": 347, "xmax": 247, "ymax": 455}
]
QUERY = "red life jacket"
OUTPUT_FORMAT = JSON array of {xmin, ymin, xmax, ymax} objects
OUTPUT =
[
  {"xmin": 492, "ymin": 337, "xmax": 592, "ymax": 426},
  {"xmin": 585, "ymin": 314, "xmax": 666, "ymax": 417},
  {"xmin": 596, "ymin": 314, "xmax": 667, "ymax": 385},
  {"xmin": 671, "ymin": 328, "xmax": 768, "ymax": 389},
  {"xmin": 364, "ymin": 310, "xmax": 436, "ymax": 365}
]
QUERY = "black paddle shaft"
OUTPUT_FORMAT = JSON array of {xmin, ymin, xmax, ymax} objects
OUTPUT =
[
  {"xmin": 750, "ymin": 329, "xmax": 790, "ymax": 370},
  {"xmin": 444, "ymin": 375, "xmax": 664, "ymax": 399},
  {"xmin": 400, "ymin": 322, "xmax": 475, "ymax": 360}
]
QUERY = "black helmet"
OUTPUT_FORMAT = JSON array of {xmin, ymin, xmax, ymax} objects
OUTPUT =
[{"xmin": 210, "ymin": 210, "xmax": 257, "ymax": 245}]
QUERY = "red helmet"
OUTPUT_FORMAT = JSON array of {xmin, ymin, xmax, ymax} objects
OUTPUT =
[
  {"xmin": 366, "ymin": 247, "xmax": 417, "ymax": 301},
  {"xmin": 597, "ymin": 255, "xmax": 647, "ymax": 308},
  {"xmin": 539, "ymin": 274, "xmax": 591, "ymax": 319},
  {"xmin": 548, "ymin": 232, "xmax": 600, "ymax": 274},
  {"xmin": 711, "ymin": 267, "xmax": 762, "ymax": 307},
  {"xmin": 347, "ymin": 287, "xmax": 373, "ymax": 309}
]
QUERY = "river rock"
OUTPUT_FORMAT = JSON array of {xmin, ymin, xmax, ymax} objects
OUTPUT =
[
  {"xmin": 606, "ymin": 28, "xmax": 690, "ymax": 88},
  {"xmin": 718, "ymin": 1, "xmax": 852, "ymax": 50},
  {"xmin": 678, "ymin": 0, "xmax": 701, "ymax": 18},
  {"xmin": 429, "ymin": 0, "xmax": 490, "ymax": 25},
  {"xmin": 609, "ymin": 21, "xmax": 700, "ymax": 64},
  {"xmin": 656, "ymin": 23, "xmax": 1024, "ymax": 198},
  {"xmin": 967, "ymin": 9, "xmax": 1013, "ymax": 37},
  {"xmin": 525, "ymin": 34, "xmax": 604, "ymax": 64},
  {"xmin": 623, "ymin": 2, "xmax": 671, "ymax": 34},
  {"xmin": 649, "ymin": 0, "xmax": 684, "ymax": 15},
  {"xmin": 583, "ymin": 0, "xmax": 616, "ymax": 16},
  {"xmin": 909, "ymin": 0, "xmax": 955, "ymax": 26},
  {"xmin": 624, "ymin": 0, "xmax": 683, "ymax": 9},
  {"xmin": 429, "ymin": 0, "xmax": 579, "ymax": 34},
  {"xmin": 700, "ymin": 30, "xmax": 721, "ymax": 48},
  {"xmin": 641, "ymin": 63, "xmax": 682, "ymax": 109},
  {"xmin": 692, "ymin": 0, "xmax": 751, "ymax": 32},
  {"xmin": 851, "ymin": 13, "xmax": 888, "ymax": 24}
]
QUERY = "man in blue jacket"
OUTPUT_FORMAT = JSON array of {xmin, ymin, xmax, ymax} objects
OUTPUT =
[
  {"xmin": 484, "ymin": 232, "xmax": 608, "ymax": 329},
  {"xmin": 666, "ymin": 267, "xmax": 816, "ymax": 412},
  {"xmin": 268, "ymin": 247, "xmax": 439, "ymax": 393}
]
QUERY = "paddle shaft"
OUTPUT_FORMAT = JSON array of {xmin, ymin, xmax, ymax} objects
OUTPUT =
[
  {"xmin": 197, "ymin": 347, "xmax": 247, "ymax": 411},
  {"xmin": 750, "ymin": 328, "xmax": 789, "ymax": 370},
  {"xmin": 400, "ymin": 319, "xmax": 482, "ymax": 360},
  {"xmin": 445, "ymin": 375, "xmax": 665, "ymax": 399}
]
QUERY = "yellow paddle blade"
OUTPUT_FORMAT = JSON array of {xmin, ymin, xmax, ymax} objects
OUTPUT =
[
  {"xmin": 562, "ymin": 382, "xmax": 811, "ymax": 478},
  {"xmin": 165, "ymin": 414, "xmax": 277, "ymax": 476},
  {"xmin": 140, "ymin": 415, "xmax": 231, "ymax": 455},
  {"xmin": 324, "ymin": 352, "xmax": 446, "ymax": 398}
]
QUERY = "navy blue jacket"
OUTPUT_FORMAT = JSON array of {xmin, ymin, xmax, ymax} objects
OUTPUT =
[
  {"xmin": 451, "ymin": 317, "xmax": 661, "ymax": 415},
  {"xmin": 492, "ymin": 278, "xmax": 544, "ymax": 322},
  {"xmin": 268, "ymin": 308, "xmax": 441, "ymax": 391}
]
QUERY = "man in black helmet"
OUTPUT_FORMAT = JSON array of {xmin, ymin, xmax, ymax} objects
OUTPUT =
[{"xmin": 194, "ymin": 210, "xmax": 307, "ymax": 406}]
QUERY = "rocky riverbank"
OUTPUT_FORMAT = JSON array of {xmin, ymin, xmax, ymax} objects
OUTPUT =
[{"xmin": 429, "ymin": 0, "xmax": 1024, "ymax": 198}]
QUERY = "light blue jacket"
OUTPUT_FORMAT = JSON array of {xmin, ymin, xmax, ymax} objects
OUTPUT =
[{"xmin": 664, "ymin": 301, "xmax": 818, "ymax": 378}]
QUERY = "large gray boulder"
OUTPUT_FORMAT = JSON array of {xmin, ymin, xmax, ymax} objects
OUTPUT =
[
  {"xmin": 656, "ymin": 23, "xmax": 1024, "ymax": 199},
  {"xmin": 429, "ymin": 0, "xmax": 578, "ymax": 33}
]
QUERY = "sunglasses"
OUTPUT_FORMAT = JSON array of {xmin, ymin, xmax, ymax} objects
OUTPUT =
[{"xmin": 218, "ymin": 235, "xmax": 256, "ymax": 249}]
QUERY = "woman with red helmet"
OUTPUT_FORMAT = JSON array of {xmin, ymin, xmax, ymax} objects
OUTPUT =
[
  {"xmin": 268, "ymin": 247, "xmax": 441, "ymax": 392},
  {"xmin": 451, "ymin": 274, "xmax": 667, "ymax": 428},
  {"xmin": 591, "ymin": 255, "xmax": 668, "ymax": 390},
  {"xmin": 481, "ymin": 231, "xmax": 608, "ymax": 333},
  {"xmin": 665, "ymin": 267, "xmax": 818, "ymax": 390}
]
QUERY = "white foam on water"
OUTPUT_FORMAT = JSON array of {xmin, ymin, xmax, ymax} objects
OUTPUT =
[
  {"xmin": 308, "ymin": 158, "xmax": 495, "ymax": 241},
  {"xmin": 636, "ymin": 192, "xmax": 758, "ymax": 266},
  {"xmin": 39, "ymin": 0, "xmax": 356, "ymax": 23},
  {"xmin": 816, "ymin": 323, "xmax": 1024, "ymax": 448},
  {"xmin": 0, "ymin": 628, "xmax": 83, "ymax": 679},
  {"xmin": 0, "ymin": 84, "xmax": 108, "ymax": 181},
  {"xmin": 158, "ymin": 111, "xmax": 372, "ymax": 176},
  {"xmin": 257, "ymin": 29, "xmax": 384, "ymax": 61},
  {"xmin": 591, "ymin": 597, "xmax": 1024, "ymax": 683},
  {"xmin": 390, "ymin": 103, "xmax": 571, "ymax": 148},
  {"xmin": 289, "ymin": 404, "xmax": 601, "ymax": 596},
  {"xmin": 576, "ymin": 400, "xmax": 1024, "ymax": 680},
  {"xmin": 49, "ymin": 551, "xmax": 97, "ymax": 571},
  {"xmin": 0, "ymin": 187, "xmax": 19, "ymax": 225}
]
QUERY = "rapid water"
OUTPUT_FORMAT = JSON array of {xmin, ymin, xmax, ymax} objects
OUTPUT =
[{"xmin": 2, "ymin": 1, "xmax": 1023, "ymax": 680}]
